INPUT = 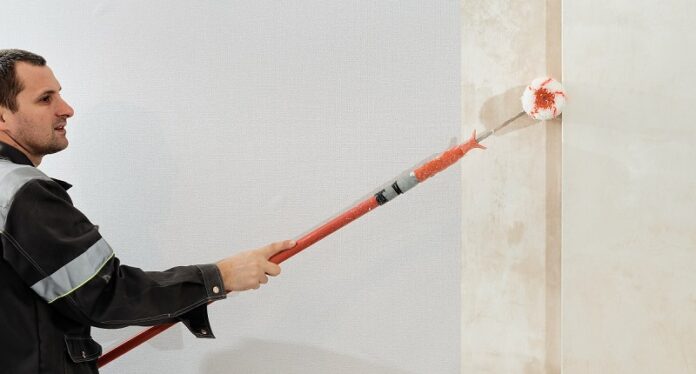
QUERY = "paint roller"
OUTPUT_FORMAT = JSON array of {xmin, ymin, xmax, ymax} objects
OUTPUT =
[{"xmin": 97, "ymin": 77, "xmax": 566, "ymax": 368}]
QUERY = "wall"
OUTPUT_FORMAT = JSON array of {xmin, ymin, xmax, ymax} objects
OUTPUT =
[
  {"xmin": 460, "ymin": 0, "xmax": 561, "ymax": 372},
  {"xmin": 563, "ymin": 0, "xmax": 696, "ymax": 372},
  {"xmin": 2, "ymin": 1, "xmax": 461, "ymax": 373},
  {"xmin": 8, "ymin": 1, "xmax": 689, "ymax": 373}
]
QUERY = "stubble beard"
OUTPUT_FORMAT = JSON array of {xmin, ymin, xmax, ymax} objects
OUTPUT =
[{"xmin": 15, "ymin": 119, "xmax": 69, "ymax": 158}]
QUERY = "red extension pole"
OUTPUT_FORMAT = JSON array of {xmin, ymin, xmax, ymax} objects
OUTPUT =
[{"xmin": 97, "ymin": 130, "xmax": 485, "ymax": 368}]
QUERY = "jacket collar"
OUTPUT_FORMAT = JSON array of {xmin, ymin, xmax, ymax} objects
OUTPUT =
[
  {"xmin": 0, "ymin": 140, "xmax": 34, "ymax": 166},
  {"xmin": 0, "ymin": 141, "xmax": 72, "ymax": 190}
]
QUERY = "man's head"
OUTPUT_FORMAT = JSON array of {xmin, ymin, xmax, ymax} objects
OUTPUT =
[{"xmin": 0, "ymin": 49, "xmax": 74, "ymax": 165}]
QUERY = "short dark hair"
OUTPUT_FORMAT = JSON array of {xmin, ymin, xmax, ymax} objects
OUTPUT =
[{"xmin": 0, "ymin": 49, "xmax": 46, "ymax": 112}]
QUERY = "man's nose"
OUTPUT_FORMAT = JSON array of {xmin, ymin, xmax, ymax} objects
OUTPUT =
[{"xmin": 57, "ymin": 97, "xmax": 74, "ymax": 118}]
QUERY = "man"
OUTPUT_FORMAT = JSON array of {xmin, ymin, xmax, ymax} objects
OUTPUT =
[{"xmin": 0, "ymin": 49, "xmax": 295, "ymax": 373}]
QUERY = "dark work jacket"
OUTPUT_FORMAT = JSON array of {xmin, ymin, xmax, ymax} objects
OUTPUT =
[{"xmin": 0, "ymin": 142, "xmax": 227, "ymax": 373}]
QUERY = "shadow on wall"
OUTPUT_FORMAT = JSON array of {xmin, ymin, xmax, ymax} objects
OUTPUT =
[
  {"xmin": 479, "ymin": 85, "xmax": 537, "ymax": 135},
  {"xmin": 200, "ymin": 338, "xmax": 417, "ymax": 374}
]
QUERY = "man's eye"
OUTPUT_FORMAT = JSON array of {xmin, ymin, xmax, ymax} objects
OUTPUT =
[{"xmin": 40, "ymin": 96, "xmax": 51, "ymax": 103}]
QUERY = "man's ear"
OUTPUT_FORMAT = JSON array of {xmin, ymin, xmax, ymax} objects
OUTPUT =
[
  {"xmin": 0, "ymin": 105, "xmax": 10, "ymax": 131},
  {"xmin": 0, "ymin": 107, "xmax": 8, "ymax": 130}
]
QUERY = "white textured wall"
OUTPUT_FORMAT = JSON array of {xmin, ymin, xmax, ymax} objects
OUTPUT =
[
  {"xmin": 2, "ymin": 1, "xmax": 460, "ymax": 373},
  {"xmin": 563, "ymin": 0, "xmax": 696, "ymax": 372}
]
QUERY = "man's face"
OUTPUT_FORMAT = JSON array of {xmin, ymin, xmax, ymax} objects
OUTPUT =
[{"xmin": 0, "ymin": 62, "xmax": 74, "ymax": 161}]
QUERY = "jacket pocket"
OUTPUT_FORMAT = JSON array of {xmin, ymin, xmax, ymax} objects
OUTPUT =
[{"xmin": 64, "ymin": 335, "xmax": 102, "ymax": 363}]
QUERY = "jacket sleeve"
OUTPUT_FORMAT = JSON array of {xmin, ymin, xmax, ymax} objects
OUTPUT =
[{"xmin": 0, "ymin": 178, "xmax": 227, "ymax": 338}]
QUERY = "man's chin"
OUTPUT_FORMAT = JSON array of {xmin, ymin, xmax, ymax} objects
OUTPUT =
[{"xmin": 43, "ymin": 141, "xmax": 69, "ymax": 155}]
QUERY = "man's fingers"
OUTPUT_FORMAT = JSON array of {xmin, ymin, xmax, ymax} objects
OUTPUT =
[
  {"xmin": 262, "ymin": 240, "xmax": 296, "ymax": 258},
  {"xmin": 264, "ymin": 262, "xmax": 282, "ymax": 277}
]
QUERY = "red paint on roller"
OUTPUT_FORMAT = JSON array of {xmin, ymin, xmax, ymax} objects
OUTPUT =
[
  {"xmin": 525, "ymin": 77, "xmax": 566, "ymax": 119},
  {"xmin": 534, "ymin": 88, "xmax": 555, "ymax": 110}
]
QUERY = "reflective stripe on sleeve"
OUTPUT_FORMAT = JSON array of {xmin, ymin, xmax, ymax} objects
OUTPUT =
[
  {"xmin": 31, "ymin": 238, "xmax": 115, "ymax": 304},
  {"xmin": 0, "ymin": 163, "xmax": 52, "ymax": 229}
]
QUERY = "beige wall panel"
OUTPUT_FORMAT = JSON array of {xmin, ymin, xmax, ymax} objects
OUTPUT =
[
  {"xmin": 461, "ymin": 0, "xmax": 561, "ymax": 372},
  {"xmin": 563, "ymin": 0, "xmax": 696, "ymax": 372}
]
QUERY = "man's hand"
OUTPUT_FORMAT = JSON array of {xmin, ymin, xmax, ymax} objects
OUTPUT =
[{"xmin": 216, "ymin": 240, "xmax": 296, "ymax": 292}]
